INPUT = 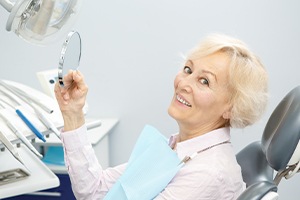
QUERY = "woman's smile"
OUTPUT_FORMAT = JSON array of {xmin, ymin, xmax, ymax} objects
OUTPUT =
[{"xmin": 176, "ymin": 94, "xmax": 192, "ymax": 107}]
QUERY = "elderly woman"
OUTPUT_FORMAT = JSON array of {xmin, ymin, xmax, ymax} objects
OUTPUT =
[{"xmin": 54, "ymin": 33, "xmax": 268, "ymax": 200}]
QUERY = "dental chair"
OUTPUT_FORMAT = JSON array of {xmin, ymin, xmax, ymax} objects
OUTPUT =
[{"xmin": 236, "ymin": 85, "xmax": 300, "ymax": 200}]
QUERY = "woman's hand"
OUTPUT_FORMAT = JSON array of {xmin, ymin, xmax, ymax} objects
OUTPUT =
[{"xmin": 54, "ymin": 70, "xmax": 88, "ymax": 131}]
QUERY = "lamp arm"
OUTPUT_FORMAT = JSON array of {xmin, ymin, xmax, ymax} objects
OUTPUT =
[{"xmin": 0, "ymin": 0, "xmax": 14, "ymax": 12}]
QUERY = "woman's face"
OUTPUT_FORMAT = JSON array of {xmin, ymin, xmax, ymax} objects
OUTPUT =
[{"xmin": 168, "ymin": 51, "xmax": 232, "ymax": 134}]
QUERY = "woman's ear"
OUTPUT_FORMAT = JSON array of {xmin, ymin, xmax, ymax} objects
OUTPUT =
[
  {"xmin": 222, "ymin": 105, "xmax": 232, "ymax": 119},
  {"xmin": 222, "ymin": 111, "xmax": 231, "ymax": 119}
]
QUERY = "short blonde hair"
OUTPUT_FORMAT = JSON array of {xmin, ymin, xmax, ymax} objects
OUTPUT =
[{"xmin": 187, "ymin": 34, "xmax": 268, "ymax": 128}]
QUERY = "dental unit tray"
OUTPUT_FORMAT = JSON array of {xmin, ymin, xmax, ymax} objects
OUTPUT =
[
  {"xmin": 0, "ymin": 144, "xmax": 59, "ymax": 198},
  {"xmin": 0, "ymin": 168, "xmax": 29, "ymax": 186},
  {"xmin": 0, "ymin": 79, "xmax": 62, "ymax": 198}
]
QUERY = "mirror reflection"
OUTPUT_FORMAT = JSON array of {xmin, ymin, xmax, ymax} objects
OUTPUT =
[{"xmin": 58, "ymin": 31, "xmax": 82, "ymax": 87}]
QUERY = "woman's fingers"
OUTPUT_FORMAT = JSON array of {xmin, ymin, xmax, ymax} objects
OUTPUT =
[
  {"xmin": 71, "ymin": 70, "xmax": 88, "ymax": 98},
  {"xmin": 54, "ymin": 69, "xmax": 88, "ymax": 112}
]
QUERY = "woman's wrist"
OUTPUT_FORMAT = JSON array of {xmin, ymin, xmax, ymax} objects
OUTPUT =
[{"xmin": 62, "ymin": 111, "xmax": 85, "ymax": 132}]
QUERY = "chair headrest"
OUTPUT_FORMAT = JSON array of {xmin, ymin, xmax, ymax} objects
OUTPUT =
[{"xmin": 262, "ymin": 86, "xmax": 300, "ymax": 171}]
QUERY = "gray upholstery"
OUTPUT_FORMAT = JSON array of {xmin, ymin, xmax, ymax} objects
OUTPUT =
[
  {"xmin": 236, "ymin": 181, "xmax": 277, "ymax": 200},
  {"xmin": 262, "ymin": 85, "xmax": 300, "ymax": 171},
  {"xmin": 236, "ymin": 85, "xmax": 300, "ymax": 200},
  {"xmin": 236, "ymin": 141, "xmax": 273, "ymax": 187}
]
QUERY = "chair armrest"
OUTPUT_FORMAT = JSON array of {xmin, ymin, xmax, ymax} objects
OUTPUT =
[
  {"xmin": 237, "ymin": 181, "xmax": 277, "ymax": 200},
  {"xmin": 261, "ymin": 191, "xmax": 278, "ymax": 200}
]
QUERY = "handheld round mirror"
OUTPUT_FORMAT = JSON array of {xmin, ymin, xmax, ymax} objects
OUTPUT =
[{"xmin": 58, "ymin": 31, "xmax": 82, "ymax": 87}]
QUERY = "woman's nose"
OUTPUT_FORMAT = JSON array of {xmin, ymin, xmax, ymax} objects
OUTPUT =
[{"xmin": 177, "ymin": 76, "xmax": 194, "ymax": 93}]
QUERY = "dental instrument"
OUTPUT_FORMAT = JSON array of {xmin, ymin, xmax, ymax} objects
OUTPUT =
[
  {"xmin": 0, "ymin": 129, "xmax": 25, "ymax": 167},
  {"xmin": 1, "ymin": 85, "xmax": 60, "ymax": 139},
  {"xmin": 30, "ymin": 102, "xmax": 60, "ymax": 139},
  {"xmin": 0, "ymin": 102, "xmax": 43, "ymax": 158},
  {"xmin": 0, "ymin": 80, "xmax": 53, "ymax": 114},
  {"xmin": 0, "ymin": 85, "xmax": 23, "ymax": 106},
  {"xmin": 15, "ymin": 109, "xmax": 46, "ymax": 142},
  {"xmin": 0, "ymin": 82, "xmax": 60, "ymax": 139},
  {"xmin": 0, "ymin": 92, "xmax": 46, "ymax": 143}
]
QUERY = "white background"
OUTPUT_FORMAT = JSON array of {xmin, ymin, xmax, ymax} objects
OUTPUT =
[{"xmin": 0, "ymin": 0, "xmax": 299, "ymax": 198}]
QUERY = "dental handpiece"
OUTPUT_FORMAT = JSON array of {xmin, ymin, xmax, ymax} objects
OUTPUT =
[
  {"xmin": 31, "ymin": 103, "xmax": 61, "ymax": 139},
  {"xmin": 0, "ymin": 85, "xmax": 58, "ymax": 140},
  {"xmin": 0, "ymin": 102, "xmax": 43, "ymax": 158},
  {"xmin": 16, "ymin": 109, "xmax": 46, "ymax": 142},
  {"xmin": 0, "ymin": 80, "xmax": 53, "ymax": 114},
  {"xmin": 7, "ymin": 120, "xmax": 43, "ymax": 159},
  {"xmin": 1, "ymin": 114, "xmax": 43, "ymax": 158},
  {"xmin": 0, "ymin": 130, "xmax": 25, "ymax": 167},
  {"xmin": 0, "ymin": 98, "xmax": 46, "ymax": 143}
]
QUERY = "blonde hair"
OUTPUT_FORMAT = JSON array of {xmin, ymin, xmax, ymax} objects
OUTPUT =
[{"xmin": 187, "ymin": 34, "xmax": 268, "ymax": 128}]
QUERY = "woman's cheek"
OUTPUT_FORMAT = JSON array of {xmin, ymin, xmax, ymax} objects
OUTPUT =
[{"xmin": 174, "ymin": 75, "xmax": 181, "ymax": 89}]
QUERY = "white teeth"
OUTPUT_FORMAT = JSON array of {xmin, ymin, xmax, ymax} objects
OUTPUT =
[{"xmin": 176, "ymin": 95, "xmax": 191, "ymax": 107}]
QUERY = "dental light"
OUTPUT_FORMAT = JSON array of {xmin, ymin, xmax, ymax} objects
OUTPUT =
[{"xmin": 0, "ymin": 0, "xmax": 82, "ymax": 45}]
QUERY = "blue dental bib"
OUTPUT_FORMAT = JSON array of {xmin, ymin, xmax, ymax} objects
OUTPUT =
[{"xmin": 104, "ymin": 125, "xmax": 181, "ymax": 200}]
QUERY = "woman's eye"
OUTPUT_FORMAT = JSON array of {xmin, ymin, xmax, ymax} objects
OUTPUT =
[
  {"xmin": 183, "ymin": 66, "xmax": 192, "ymax": 74},
  {"xmin": 199, "ymin": 78, "xmax": 209, "ymax": 86}
]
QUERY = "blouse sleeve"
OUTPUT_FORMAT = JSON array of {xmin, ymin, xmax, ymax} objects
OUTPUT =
[{"xmin": 61, "ymin": 125, "xmax": 127, "ymax": 200}]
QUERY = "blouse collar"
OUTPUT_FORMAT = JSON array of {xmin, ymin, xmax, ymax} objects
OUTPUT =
[{"xmin": 169, "ymin": 127, "xmax": 231, "ymax": 160}]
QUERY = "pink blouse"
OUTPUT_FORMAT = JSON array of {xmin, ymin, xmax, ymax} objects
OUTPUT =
[{"xmin": 61, "ymin": 125, "xmax": 245, "ymax": 200}]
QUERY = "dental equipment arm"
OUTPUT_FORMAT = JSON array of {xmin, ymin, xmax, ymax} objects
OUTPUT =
[
  {"xmin": 1, "ymin": 0, "xmax": 83, "ymax": 45},
  {"xmin": 0, "ymin": 0, "xmax": 13, "ymax": 11}
]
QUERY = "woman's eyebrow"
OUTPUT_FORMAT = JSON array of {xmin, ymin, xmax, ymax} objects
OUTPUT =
[
  {"xmin": 202, "ymin": 70, "xmax": 217, "ymax": 82},
  {"xmin": 186, "ymin": 59, "xmax": 193, "ymax": 65},
  {"xmin": 189, "ymin": 60, "xmax": 217, "ymax": 82}
]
